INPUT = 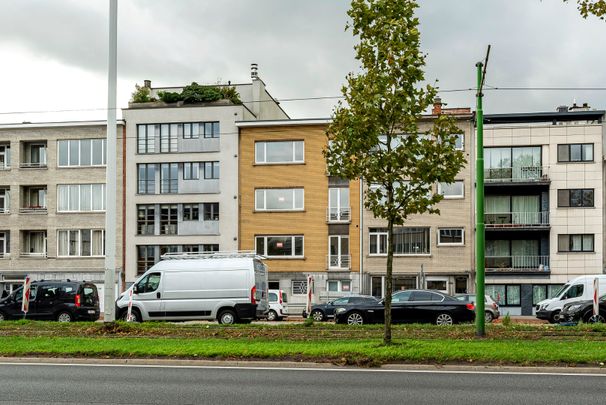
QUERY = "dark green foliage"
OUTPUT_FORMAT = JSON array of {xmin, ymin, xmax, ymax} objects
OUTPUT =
[
  {"xmin": 564, "ymin": 0, "xmax": 606, "ymax": 19},
  {"xmin": 157, "ymin": 91, "xmax": 183, "ymax": 104},
  {"xmin": 131, "ymin": 84, "xmax": 152, "ymax": 103},
  {"xmin": 220, "ymin": 86, "xmax": 242, "ymax": 104},
  {"xmin": 181, "ymin": 82, "xmax": 223, "ymax": 104}
]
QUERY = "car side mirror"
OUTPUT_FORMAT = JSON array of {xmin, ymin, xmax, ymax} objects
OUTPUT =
[{"xmin": 327, "ymin": 301, "xmax": 333, "ymax": 305}]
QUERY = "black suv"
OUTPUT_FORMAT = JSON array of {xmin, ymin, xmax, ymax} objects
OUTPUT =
[{"xmin": 0, "ymin": 280, "xmax": 100, "ymax": 322}]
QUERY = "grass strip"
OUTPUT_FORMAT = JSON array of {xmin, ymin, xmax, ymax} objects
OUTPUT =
[{"xmin": 1, "ymin": 336, "xmax": 606, "ymax": 367}]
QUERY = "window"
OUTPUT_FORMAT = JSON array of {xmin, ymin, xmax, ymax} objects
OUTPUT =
[
  {"xmin": 369, "ymin": 227, "xmax": 430, "ymax": 255},
  {"xmin": 137, "ymin": 205, "xmax": 155, "ymax": 235},
  {"xmin": 204, "ymin": 122, "xmax": 220, "ymax": 138},
  {"xmin": 454, "ymin": 134, "xmax": 464, "ymax": 151},
  {"xmin": 23, "ymin": 143, "xmax": 47, "ymax": 167},
  {"xmin": 291, "ymin": 280, "xmax": 308, "ymax": 295},
  {"xmin": 485, "ymin": 146, "xmax": 542, "ymax": 181},
  {"xmin": 58, "ymin": 139, "xmax": 106, "ymax": 167},
  {"xmin": 160, "ymin": 163, "xmax": 178, "ymax": 193},
  {"xmin": 438, "ymin": 181, "xmax": 464, "ymax": 198},
  {"xmin": 392, "ymin": 290, "xmax": 413, "ymax": 303},
  {"xmin": 137, "ymin": 246, "xmax": 156, "ymax": 274},
  {"xmin": 0, "ymin": 188, "xmax": 9, "ymax": 213},
  {"xmin": 369, "ymin": 228, "xmax": 388, "ymax": 255},
  {"xmin": 203, "ymin": 161, "xmax": 220, "ymax": 179},
  {"xmin": 137, "ymin": 164, "xmax": 156, "ymax": 194},
  {"xmin": 57, "ymin": 229, "xmax": 104, "ymax": 257},
  {"xmin": 0, "ymin": 144, "xmax": 10, "ymax": 168},
  {"xmin": 22, "ymin": 186, "xmax": 46, "ymax": 209},
  {"xmin": 425, "ymin": 281, "xmax": 447, "ymax": 293},
  {"xmin": 159, "ymin": 124, "xmax": 178, "ymax": 153},
  {"xmin": 160, "ymin": 205, "xmax": 178, "ymax": 235},
  {"xmin": 202, "ymin": 244, "xmax": 219, "ymax": 252},
  {"xmin": 0, "ymin": 231, "xmax": 10, "ymax": 257},
  {"xmin": 327, "ymin": 280, "xmax": 351, "ymax": 293},
  {"xmin": 183, "ymin": 163, "xmax": 199, "ymax": 180},
  {"xmin": 57, "ymin": 184, "xmax": 105, "ymax": 212},
  {"xmin": 255, "ymin": 188, "xmax": 304, "ymax": 211},
  {"xmin": 557, "ymin": 189, "xmax": 594, "ymax": 208},
  {"xmin": 203, "ymin": 203, "xmax": 219, "ymax": 220},
  {"xmin": 137, "ymin": 124, "xmax": 156, "ymax": 154},
  {"xmin": 23, "ymin": 231, "xmax": 46, "ymax": 256},
  {"xmin": 256, "ymin": 236, "xmax": 304, "ymax": 258},
  {"xmin": 557, "ymin": 143, "xmax": 593, "ymax": 162},
  {"xmin": 533, "ymin": 284, "xmax": 564, "ymax": 305},
  {"xmin": 486, "ymin": 284, "xmax": 521, "ymax": 306},
  {"xmin": 255, "ymin": 141, "xmax": 304, "ymax": 164},
  {"xmin": 558, "ymin": 234, "xmax": 594, "ymax": 252},
  {"xmin": 328, "ymin": 187, "xmax": 350, "ymax": 221},
  {"xmin": 438, "ymin": 228, "xmax": 464, "ymax": 246},
  {"xmin": 183, "ymin": 204, "xmax": 199, "ymax": 221}
]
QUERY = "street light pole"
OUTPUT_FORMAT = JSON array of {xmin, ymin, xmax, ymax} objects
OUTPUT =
[{"xmin": 104, "ymin": 0, "xmax": 118, "ymax": 322}]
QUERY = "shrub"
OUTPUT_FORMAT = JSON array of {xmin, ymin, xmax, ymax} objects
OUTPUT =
[
  {"xmin": 157, "ymin": 91, "xmax": 183, "ymax": 104},
  {"xmin": 220, "ymin": 86, "xmax": 242, "ymax": 104},
  {"xmin": 131, "ymin": 84, "xmax": 152, "ymax": 103},
  {"xmin": 181, "ymin": 82, "xmax": 223, "ymax": 104},
  {"xmin": 502, "ymin": 313, "xmax": 511, "ymax": 327}
]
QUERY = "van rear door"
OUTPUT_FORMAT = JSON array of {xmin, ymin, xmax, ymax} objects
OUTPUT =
[{"xmin": 253, "ymin": 259, "xmax": 269, "ymax": 315}]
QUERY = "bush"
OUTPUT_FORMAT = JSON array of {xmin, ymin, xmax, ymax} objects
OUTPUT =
[
  {"xmin": 131, "ymin": 84, "xmax": 152, "ymax": 103},
  {"xmin": 304, "ymin": 317, "xmax": 314, "ymax": 327},
  {"xmin": 157, "ymin": 91, "xmax": 183, "ymax": 104},
  {"xmin": 502, "ymin": 313, "xmax": 511, "ymax": 327},
  {"xmin": 220, "ymin": 86, "xmax": 242, "ymax": 104},
  {"xmin": 181, "ymin": 82, "xmax": 223, "ymax": 104}
]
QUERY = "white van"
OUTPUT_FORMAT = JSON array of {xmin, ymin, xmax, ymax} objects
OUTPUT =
[
  {"xmin": 116, "ymin": 252, "xmax": 269, "ymax": 324},
  {"xmin": 267, "ymin": 289, "xmax": 288, "ymax": 321},
  {"xmin": 535, "ymin": 275, "xmax": 606, "ymax": 323}
]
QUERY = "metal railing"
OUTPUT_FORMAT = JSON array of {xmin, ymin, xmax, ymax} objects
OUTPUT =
[
  {"xmin": 484, "ymin": 166, "xmax": 549, "ymax": 183},
  {"xmin": 19, "ymin": 162, "xmax": 47, "ymax": 169},
  {"xmin": 326, "ymin": 207, "xmax": 351, "ymax": 222},
  {"xmin": 485, "ymin": 211, "xmax": 549, "ymax": 227},
  {"xmin": 327, "ymin": 254, "xmax": 351, "ymax": 269},
  {"xmin": 19, "ymin": 206, "xmax": 47, "ymax": 214},
  {"xmin": 0, "ymin": 164, "xmax": 10, "ymax": 171},
  {"xmin": 161, "ymin": 250, "xmax": 264, "ymax": 260},
  {"xmin": 486, "ymin": 255, "xmax": 550, "ymax": 272},
  {"xmin": 20, "ymin": 252, "xmax": 47, "ymax": 258}
]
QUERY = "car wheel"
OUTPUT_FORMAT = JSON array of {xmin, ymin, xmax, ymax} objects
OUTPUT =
[
  {"xmin": 435, "ymin": 313, "xmax": 454, "ymax": 326},
  {"xmin": 56, "ymin": 311, "xmax": 73, "ymax": 322},
  {"xmin": 587, "ymin": 314, "xmax": 606, "ymax": 323},
  {"xmin": 346, "ymin": 311, "xmax": 364, "ymax": 325},
  {"xmin": 485, "ymin": 311, "xmax": 494, "ymax": 323},
  {"xmin": 549, "ymin": 310, "xmax": 561, "ymax": 324},
  {"xmin": 218, "ymin": 309, "xmax": 237, "ymax": 325},
  {"xmin": 121, "ymin": 308, "xmax": 141, "ymax": 322},
  {"xmin": 311, "ymin": 309, "xmax": 325, "ymax": 322},
  {"xmin": 267, "ymin": 310, "xmax": 278, "ymax": 321}
]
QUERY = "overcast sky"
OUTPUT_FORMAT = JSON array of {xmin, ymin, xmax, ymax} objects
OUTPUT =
[{"xmin": 1, "ymin": 0, "xmax": 605, "ymax": 124}]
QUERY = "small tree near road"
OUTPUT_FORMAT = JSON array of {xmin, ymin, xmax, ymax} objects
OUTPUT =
[{"xmin": 324, "ymin": 0, "xmax": 466, "ymax": 344}]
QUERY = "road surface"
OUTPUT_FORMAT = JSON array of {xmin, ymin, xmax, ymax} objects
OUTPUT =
[{"xmin": 0, "ymin": 361, "xmax": 604, "ymax": 404}]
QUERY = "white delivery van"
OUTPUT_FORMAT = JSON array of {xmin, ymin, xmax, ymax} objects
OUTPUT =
[
  {"xmin": 116, "ymin": 252, "xmax": 269, "ymax": 324},
  {"xmin": 267, "ymin": 289, "xmax": 288, "ymax": 321},
  {"xmin": 535, "ymin": 275, "xmax": 606, "ymax": 323}
]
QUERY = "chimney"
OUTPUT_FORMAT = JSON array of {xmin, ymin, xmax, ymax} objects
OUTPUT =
[
  {"xmin": 556, "ymin": 105, "xmax": 568, "ymax": 113},
  {"xmin": 250, "ymin": 63, "xmax": 258, "ymax": 80},
  {"xmin": 143, "ymin": 79, "xmax": 151, "ymax": 88},
  {"xmin": 569, "ymin": 102, "xmax": 591, "ymax": 111},
  {"xmin": 432, "ymin": 97, "xmax": 443, "ymax": 115}
]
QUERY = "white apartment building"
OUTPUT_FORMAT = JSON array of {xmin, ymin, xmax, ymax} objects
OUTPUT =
[
  {"xmin": 122, "ymin": 66, "xmax": 288, "ymax": 282},
  {"xmin": 483, "ymin": 105, "xmax": 605, "ymax": 315},
  {"xmin": 0, "ymin": 121, "xmax": 124, "ymax": 310}
]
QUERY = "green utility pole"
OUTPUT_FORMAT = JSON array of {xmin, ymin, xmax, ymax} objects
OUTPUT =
[{"xmin": 475, "ymin": 46, "xmax": 490, "ymax": 337}]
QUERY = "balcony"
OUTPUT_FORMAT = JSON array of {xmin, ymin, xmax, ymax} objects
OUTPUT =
[
  {"xmin": 484, "ymin": 166, "xmax": 549, "ymax": 184},
  {"xmin": 20, "ymin": 142, "xmax": 47, "ymax": 169},
  {"xmin": 326, "ymin": 207, "xmax": 351, "ymax": 223},
  {"xmin": 20, "ymin": 186, "xmax": 47, "ymax": 214},
  {"xmin": 328, "ymin": 254, "xmax": 351, "ymax": 270},
  {"xmin": 485, "ymin": 211, "xmax": 549, "ymax": 229},
  {"xmin": 486, "ymin": 255, "xmax": 550, "ymax": 274}
]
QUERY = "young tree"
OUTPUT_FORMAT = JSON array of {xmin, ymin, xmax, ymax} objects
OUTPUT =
[{"xmin": 324, "ymin": 0, "xmax": 466, "ymax": 344}]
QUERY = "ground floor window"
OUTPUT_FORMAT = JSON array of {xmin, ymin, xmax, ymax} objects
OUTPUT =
[
  {"xmin": 291, "ymin": 280, "xmax": 308, "ymax": 295},
  {"xmin": 532, "ymin": 284, "xmax": 564, "ymax": 305},
  {"xmin": 327, "ymin": 280, "xmax": 351, "ymax": 293},
  {"xmin": 486, "ymin": 284, "xmax": 521, "ymax": 306},
  {"xmin": 371, "ymin": 276, "xmax": 417, "ymax": 298}
]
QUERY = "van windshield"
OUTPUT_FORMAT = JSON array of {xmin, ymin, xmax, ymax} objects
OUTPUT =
[{"xmin": 554, "ymin": 283, "xmax": 570, "ymax": 298}]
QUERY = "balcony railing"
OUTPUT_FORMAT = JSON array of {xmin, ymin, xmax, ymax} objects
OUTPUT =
[
  {"xmin": 485, "ymin": 211, "xmax": 549, "ymax": 227},
  {"xmin": 0, "ymin": 207, "xmax": 9, "ymax": 214},
  {"xmin": 20, "ymin": 252, "xmax": 47, "ymax": 258},
  {"xmin": 326, "ymin": 207, "xmax": 351, "ymax": 223},
  {"xmin": 19, "ymin": 206, "xmax": 47, "ymax": 214},
  {"xmin": 19, "ymin": 162, "xmax": 47, "ymax": 169},
  {"xmin": 328, "ymin": 254, "xmax": 351, "ymax": 269},
  {"xmin": 0, "ymin": 164, "xmax": 10, "ymax": 171},
  {"xmin": 486, "ymin": 255, "xmax": 550, "ymax": 272},
  {"xmin": 484, "ymin": 166, "xmax": 549, "ymax": 183}
]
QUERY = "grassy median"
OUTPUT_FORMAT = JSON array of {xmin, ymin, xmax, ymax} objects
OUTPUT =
[{"xmin": 1, "ymin": 321, "xmax": 606, "ymax": 366}]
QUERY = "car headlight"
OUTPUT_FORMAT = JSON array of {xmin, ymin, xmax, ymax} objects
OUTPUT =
[
  {"xmin": 335, "ymin": 307, "xmax": 347, "ymax": 315},
  {"xmin": 566, "ymin": 304, "xmax": 583, "ymax": 313}
]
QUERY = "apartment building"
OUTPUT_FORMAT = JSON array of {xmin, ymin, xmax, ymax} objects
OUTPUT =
[
  {"xmin": 483, "ymin": 105, "xmax": 605, "ymax": 315},
  {"xmin": 123, "ymin": 66, "xmax": 288, "ymax": 282},
  {"xmin": 363, "ymin": 104, "xmax": 475, "ymax": 298},
  {"xmin": 0, "ymin": 121, "xmax": 124, "ymax": 310},
  {"xmin": 237, "ymin": 120, "xmax": 361, "ymax": 310}
]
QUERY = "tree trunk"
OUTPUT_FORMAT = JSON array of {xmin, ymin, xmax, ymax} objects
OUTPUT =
[{"xmin": 384, "ymin": 218, "xmax": 394, "ymax": 345}]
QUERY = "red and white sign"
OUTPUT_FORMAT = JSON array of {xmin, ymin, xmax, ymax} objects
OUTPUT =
[
  {"xmin": 126, "ymin": 287, "xmax": 134, "ymax": 322},
  {"xmin": 593, "ymin": 277, "xmax": 599, "ymax": 318},
  {"xmin": 306, "ymin": 275, "xmax": 314, "ymax": 315},
  {"xmin": 21, "ymin": 276, "xmax": 31, "ymax": 314}
]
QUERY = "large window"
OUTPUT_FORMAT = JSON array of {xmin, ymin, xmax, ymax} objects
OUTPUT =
[
  {"xmin": 23, "ymin": 231, "xmax": 46, "ymax": 256},
  {"xmin": 137, "ymin": 164, "xmax": 156, "ymax": 194},
  {"xmin": 0, "ymin": 231, "xmax": 10, "ymax": 257},
  {"xmin": 0, "ymin": 144, "xmax": 11, "ymax": 168},
  {"xmin": 369, "ymin": 227, "xmax": 430, "ymax": 255},
  {"xmin": 183, "ymin": 204, "xmax": 199, "ymax": 221},
  {"xmin": 203, "ymin": 203, "xmax": 219, "ymax": 220},
  {"xmin": 203, "ymin": 162, "xmax": 220, "ymax": 179},
  {"xmin": 558, "ymin": 234, "xmax": 594, "ymax": 252},
  {"xmin": 57, "ymin": 184, "xmax": 105, "ymax": 212},
  {"xmin": 160, "ymin": 163, "xmax": 179, "ymax": 193},
  {"xmin": 255, "ymin": 141, "xmax": 304, "ymax": 164},
  {"xmin": 438, "ymin": 228, "xmax": 464, "ymax": 246},
  {"xmin": 137, "ymin": 246, "xmax": 156, "ymax": 274},
  {"xmin": 183, "ymin": 163, "xmax": 199, "ymax": 180},
  {"xmin": 557, "ymin": 143, "xmax": 593, "ymax": 162},
  {"xmin": 159, "ymin": 205, "xmax": 178, "ymax": 235},
  {"xmin": 485, "ymin": 146, "xmax": 542, "ymax": 181},
  {"xmin": 137, "ymin": 205, "xmax": 155, "ymax": 235},
  {"xmin": 328, "ymin": 187, "xmax": 350, "ymax": 221},
  {"xmin": 256, "ymin": 235, "xmax": 304, "ymax": 258},
  {"xmin": 159, "ymin": 124, "xmax": 178, "ymax": 153},
  {"xmin": 486, "ymin": 284, "xmax": 521, "ymax": 306},
  {"xmin": 58, "ymin": 139, "xmax": 106, "ymax": 167},
  {"xmin": 255, "ymin": 188, "xmax": 304, "ymax": 211},
  {"xmin": 0, "ymin": 188, "xmax": 9, "ymax": 213},
  {"xmin": 532, "ymin": 284, "xmax": 564, "ymax": 305},
  {"xmin": 57, "ymin": 229, "xmax": 104, "ymax": 257},
  {"xmin": 557, "ymin": 189, "xmax": 594, "ymax": 208},
  {"xmin": 137, "ymin": 125, "xmax": 156, "ymax": 154},
  {"xmin": 438, "ymin": 181, "xmax": 464, "ymax": 199}
]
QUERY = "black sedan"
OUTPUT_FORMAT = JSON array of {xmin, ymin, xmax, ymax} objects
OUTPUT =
[
  {"xmin": 334, "ymin": 289, "xmax": 475, "ymax": 325},
  {"xmin": 303, "ymin": 295, "xmax": 380, "ymax": 321},
  {"xmin": 559, "ymin": 295, "xmax": 606, "ymax": 323}
]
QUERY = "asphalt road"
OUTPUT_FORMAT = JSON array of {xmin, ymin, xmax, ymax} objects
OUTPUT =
[{"xmin": 0, "ymin": 362, "xmax": 605, "ymax": 405}]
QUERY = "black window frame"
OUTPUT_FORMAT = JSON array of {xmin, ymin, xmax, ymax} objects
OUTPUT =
[
  {"xmin": 558, "ymin": 234, "xmax": 595, "ymax": 252},
  {"xmin": 136, "ymin": 204, "xmax": 155, "ymax": 235},
  {"xmin": 557, "ymin": 188, "xmax": 594, "ymax": 208},
  {"xmin": 183, "ymin": 204, "xmax": 199, "ymax": 221},
  {"xmin": 557, "ymin": 143, "xmax": 594, "ymax": 163}
]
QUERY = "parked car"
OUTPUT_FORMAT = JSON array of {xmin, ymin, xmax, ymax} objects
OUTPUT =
[
  {"xmin": 454, "ymin": 294, "xmax": 500, "ymax": 323},
  {"xmin": 334, "ymin": 289, "xmax": 475, "ymax": 325},
  {"xmin": 115, "ymin": 252, "xmax": 269, "ymax": 324},
  {"xmin": 303, "ymin": 295, "xmax": 380, "ymax": 321},
  {"xmin": 0, "ymin": 280, "xmax": 100, "ymax": 322},
  {"xmin": 535, "ymin": 275, "xmax": 606, "ymax": 323},
  {"xmin": 559, "ymin": 295, "xmax": 606, "ymax": 324},
  {"xmin": 267, "ymin": 289, "xmax": 288, "ymax": 321}
]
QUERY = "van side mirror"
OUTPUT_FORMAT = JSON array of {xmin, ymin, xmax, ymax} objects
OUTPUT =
[{"xmin": 133, "ymin": 285, "xmax": 139, "ymax": 294}]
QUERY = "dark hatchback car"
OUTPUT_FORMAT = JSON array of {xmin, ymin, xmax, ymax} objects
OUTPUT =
[
  {"xmin": 559, "ymin": 295, "xmax": 606, "ymax": 324},
  {"xmin": 334, "ymin": 289, "xmax": 475, "ymax": 325},
  {"xmin": 303, "ymin": 295, "xmax": 380, "ymax": 321},
  {"xmin": 0, "ymin": 280, "xmax": 100, "ymax": 322}
]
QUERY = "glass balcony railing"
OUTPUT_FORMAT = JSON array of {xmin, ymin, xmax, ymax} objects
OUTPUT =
[
  {"xmin": 484, "ymin": 166, "xmax": 549, "ymax": 183},
  {"xmin": 485, "ymin": 211, "xmax": 549, "ymax": 227}
]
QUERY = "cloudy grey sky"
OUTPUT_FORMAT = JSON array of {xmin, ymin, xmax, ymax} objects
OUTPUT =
[{"xmin": 1, "ymin": 0, "xmax": 605, "ymax": 123}]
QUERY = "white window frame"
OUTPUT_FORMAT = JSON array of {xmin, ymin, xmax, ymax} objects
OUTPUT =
[
  {"xmin": 256, "ymin": 235, "xmax": 304, "ymax": 258},
  {"xmin": 58, "ymin": 139, "xmax": 107, "ymax": 168},
  {"xmin": 57, "ymin": 184, "xmax": 106, "ymax": 212},
  {"xmin": 255, "ymin": 141, "xmax": 304, "ymax": 164},
  {"xmin": 437, "ymin": 228, "xmax": 465, "ymax": 246},
  {"xmin": 438, "ymin": 180, "xmax": 464, "ymax": 199},
  {"xmin": 255, "ymin": 188, "xmax": 304, "ymax": 211},
  {"xmin": 0, "ymin": 188, "xmax": 9, "ymax": 213},
  {"xmin": 327, "ymin": 280, "xmax": 352, "ymax": 293},
  {"xmin": 369, "ymin": 229, "xmax": 388, "ymax": 256},
  {"xmin": 454, "ymin": 134, "xmax": 464, "ymax": 151},
  {"xmin": 425, "ymin": 277, "xmax": 449, "ymax": 293},
  {"xmin": 57, "ymin": 229, "xmax": 105, "ymax": 257}
]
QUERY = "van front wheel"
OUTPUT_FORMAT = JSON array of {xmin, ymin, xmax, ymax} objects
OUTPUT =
[{"xmin": 218, "ymin": 309, "xmax": 237, "ymax": 325}]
